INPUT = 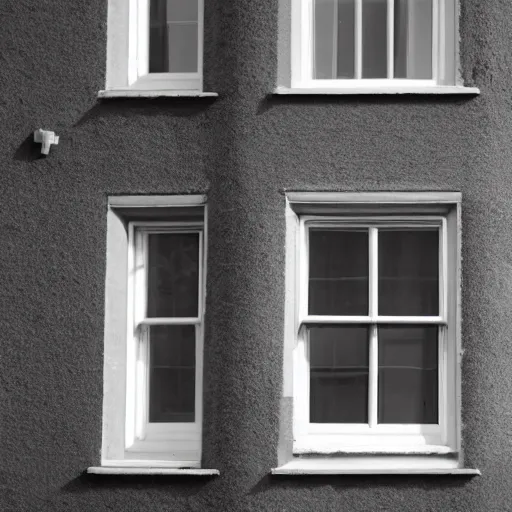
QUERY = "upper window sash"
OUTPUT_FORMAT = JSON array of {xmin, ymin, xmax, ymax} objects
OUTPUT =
[
  {"xmin": 299, "ymin": 216, "xmax": 448, "ymax": 324},
  {"xmin": 106, "ymin": 0, "xmax": 204, "ymax": 92},
  {"xmin": 291, "ymin": 0, "xmax": 458, "ymax": 88}
]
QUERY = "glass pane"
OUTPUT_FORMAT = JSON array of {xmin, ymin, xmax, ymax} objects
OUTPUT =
[
  {"xmin": 314, "ymin": 0, "xmax": 355, "ymax": 79},
  {"xmin": 149, "ymin": 325, "xmax": 195, "ymax": 423},
  {"xmin": 362, "ymin": 0, "xmax": 388, "ymax": 78},
  {"xmin": 378, "ymin": 326, "xmax": 438, "ymax": 423},
  {"xmin": 149, "ymin": 0, "xmax": 198, "ymax": 73},
  {"xmin": 150, "ymin": 0, "xmax": 169, "ymax": 73},
  {"xmin": 378, "ymin": 229, "xmax": 439, "ymax": 316},
  {"xmin": 167, "ymin": 0, "xmax": 198, "ymax": 22},
  {"xmin": 310, "ymin": 326, "xmax": 369, "ymax": 423},
  {"xmin": 168, "ymin": 23, "xmax": 198, "ymax": 73},
  {"xmin": 394, "ymin": 0, "xmax": 433, "ymax": 79},
  {"xmin": 309, "ymin": 230, "xmax": 369, "ymax": 316},
  {"xmin": 147, "ymin": 233, "xmax": 199, "ymax": 318}
]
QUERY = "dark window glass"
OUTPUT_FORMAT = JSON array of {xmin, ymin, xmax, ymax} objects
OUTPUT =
[
  {"xmin": 149, "ymin": 325, "xmax": 195, "ymax": 423},
  {"xmin": 394, "ymin": 0, "xmax": 433, "ymax": 79},
  {"xmin": 309, "ymin": 229, "xmax": 369, "ymax": 316},
  {"xmin": 314, "ymin": 0, "xmax": 355, "ymax": 79},
  {"xmin": 149, "ymin": 0, "xmax": 198, "ymax": 73},
  {"xmin": 147, "ymin": 233, "xmax": 199, "ymax": 318},
  {"xmin": 378, "ymin": 326, "xmax": 438, "ymax": 424},
  {"xmin": 310, "ymin": 326, "xmax": 369, "ymax": 423},
  {"xmin": 378, "ymin": 229, "xmax": 439, "ymax": 316},
  {"xmin": 362, "ymin": 0, "xmax": 387, "ymax": 78}
]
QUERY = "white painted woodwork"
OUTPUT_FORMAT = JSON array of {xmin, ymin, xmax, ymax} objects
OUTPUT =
[
  {"xmin": 283, "ymin": 192, "xmax": 462, "ymax": 470},
  {"xmin": 103, "ymin": 0, "xmax": 208, "ymax": 95},
  {"xmin": 102, "ymin": 196, "xmax": 206, "ymax": 468},
  {"xmin": 290, "ymin": 0, "xmax": 467, "ymax": 90}
]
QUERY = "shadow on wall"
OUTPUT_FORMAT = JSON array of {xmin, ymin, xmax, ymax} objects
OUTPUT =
[
  {"xmin": 14, "ymin": 134, "xmax": 48, "ymax": 162},
  {"xmin": 74, "ymin": 97, "xmax": 218, "ymax": 128},
  {"xmin": 249, "ymin": 473, "xmax": 476, "ymax": 495},
  {"xmin": 13, "ymin": 97, "xmax": 218, "ymax": 162},
  {"xmin": 61, "ymin": 471, "xmax": 216, "ymax": 495},
  {"xmin": 256, "ymin": 93, "xmax": 478, "ymax": 116}
]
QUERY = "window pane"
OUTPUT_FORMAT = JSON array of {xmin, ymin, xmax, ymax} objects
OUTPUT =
[
  {"xmin": 149, "ymin": 0, "xmax": 198, "ymax": 73},
  {"xmin": 147, "ymin": 233, "xmax": 199, "ymax": 318},
  {"xmin": 310, "ymin": 326, "xmax": 369, "ymax": 423},
  {"xmin": 314, "ymin": 0, "xmax": 355, "ymax": 79},
  {"xmin": 309, "ymin": 230, "xmax": 369, "ymax": 316},
  {"xmin": 378, "ymin": 326, "xmax": 438, "ymax": 423},
  {"xmin": 149, "ymin": 325, "xmax": 195, "ymax": 423},
  {"xmin": 150, "ymin": 0, "xmax": 169, "ymax": 73},
  {"xmin": 378, "ymin": 229, "xmax": 439, "ymax": 316},
  {"xmin": 168, "ymin": 23, "xmax": 198, "ymax": 73},
  {"xmin": 394, "ymin": 0, "xmax": 433, "ymax": 79},
  {"xmin": 167, "ymin": 0, "xmax": 198, "ymax": 22},
  {"xmin": 362, "ymin": 0, "xmax": 387, "ymax": 78}
]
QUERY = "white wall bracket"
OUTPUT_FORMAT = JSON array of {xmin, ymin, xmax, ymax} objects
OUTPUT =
[{"xmin": 34, "ymin": 129, "xmax": 59, "ymax": 155}]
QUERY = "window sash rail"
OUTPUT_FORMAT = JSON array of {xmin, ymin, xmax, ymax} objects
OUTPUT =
[
  {"xmin": 139, "ymin": 317, "xmax": 202, "ymax": 326},
  {"xmin": 301, "ymin": 315, "xmax": 446, "ymax": 325}
]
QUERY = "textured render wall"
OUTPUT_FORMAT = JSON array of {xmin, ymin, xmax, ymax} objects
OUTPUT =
[{"xmin": 1, "ymin": 0, "xmax": 511, "ymax": 510}]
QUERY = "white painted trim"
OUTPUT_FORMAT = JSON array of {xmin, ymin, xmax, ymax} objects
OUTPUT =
[
  {"xmin": 272, "ymin": 458, "xmax": 480, "ymax": 475},
  {"xmin": 108, "ymin": 195, "xmax": 207, "ymax": 207},
  {"xmin": 287, "ymin": 191, "xmax": 462, "ymax": 205},
  {"xmin": 102, "ymin": 196, "xmax": 206, "ymax": 468},
  {"xmin": 287, "ymin": 193, "xmax": 460, "ymax": 461},
  {"xmin": 105, "ymin": 0, "xmax": 204, "ymax": 92},
  {"xmin": 355, "ymin": 0, "xmax": 362, "ymax": 79},
  {"xmin": 88, "ymin": 466, "xmax": 219, "ymax": 475},
  {"xmin": 387, "ymin": 0, "xmax": 394, "ymax": 79},
  {"xmin": 98, "ymin": 90, "xmax": 218, "ymax": 98},
  {"xmin": 98, "ymin": 459, "xmax": 201, "ymax": 468},
  {"xmin": 288, "ymin": 0, "xmax": 467, "ymax": 89},
  {"xmin": 302, "ymin": 316, "xmax": 445, "ymax": 324},
  {"xmin": 274, "ymin": 86, "xmax": 480, "ymax": 95}
]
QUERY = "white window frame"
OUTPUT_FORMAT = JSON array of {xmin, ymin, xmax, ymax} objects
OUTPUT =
[
  {"xmin": 280, "ymin": 192, "xmax": 464, "ymax": 472},
  {"xmin": 100, "ymin": 195, "xmax": 207, "ymax": 469},
  {"xmin": 277, "ymin": 0, "xmax": 480, "ymax": 94},
  {"xmin": 101, "ymin": 0, "xmax": 215, "ymax": 97}
]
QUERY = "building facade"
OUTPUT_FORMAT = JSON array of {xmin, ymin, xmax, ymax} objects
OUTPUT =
[{"xmin": 1, "ymin": 0, "xmax": 510, "ymax": 510}]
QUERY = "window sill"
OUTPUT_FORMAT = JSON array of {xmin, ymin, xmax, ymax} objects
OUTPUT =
[
  {"xmin": 274, "ymin": 86, "xmax": 480, "ymax": 96},
  {"xmin": 272, "ymin": 458, "xmax": 480, "ymax": 476},
  {"xmin": 98, "ymin": 90, "xmax": 219, "ymax": 99},
  {"xmin": 87, "ymin": 467, "xmax": 220, "ymax": 476}
]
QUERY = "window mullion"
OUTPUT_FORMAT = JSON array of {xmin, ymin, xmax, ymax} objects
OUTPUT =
[
  {"xmin": 135, "ymin": 324, "xmax": 149, "ymax": 441},
  {"xmin": 369, "ymin": 227, "xmax": 378, "ymax": 319},
  {"xmin": 332, "ymin": 0, "xmax": 339, "ymax": 79},
  {"xmin": 355, "ymin": 0, "xmax": 363, "ymax": 79},
  {"xmin": 368, "ymin": 324, "xmax": 379, "ymax": 428},
  {"xmin": 368, "ymin": 227, "xmax": 379, "ymax": 428},
  {"xmin": 387, "ymin": 0, "xmax": 394, "ymax": 79}
]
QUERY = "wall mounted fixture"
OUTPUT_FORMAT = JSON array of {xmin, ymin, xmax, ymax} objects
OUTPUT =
[{"xmin": 34, "ymin": 129, "xmax": 59, "ymax": 155}]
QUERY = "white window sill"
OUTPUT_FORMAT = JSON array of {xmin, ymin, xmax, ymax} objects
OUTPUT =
[
  {"xmin": 98, "ymin": 90, "xmax": 219, "ymax": 99},
  {"xmin": 272, "ymin": 458, "xmax": 480, "ymax": 476},
  {"xmin": 274, "ymin": 86, "xmax": 480, "ymax": 96},
  {"xmin": 87, "ymin": 467, "xmax": 220, "ymax": 476}
]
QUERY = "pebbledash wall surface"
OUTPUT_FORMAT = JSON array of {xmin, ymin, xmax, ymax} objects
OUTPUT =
[{"xmin": 1, "ymin": 0, "xmax": 511, "ymax": 511}]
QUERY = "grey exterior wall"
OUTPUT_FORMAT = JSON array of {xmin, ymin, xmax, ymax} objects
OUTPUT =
[{"xmin": 0, "ymin": 0, "xmax": 511, "ymax": 510}]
